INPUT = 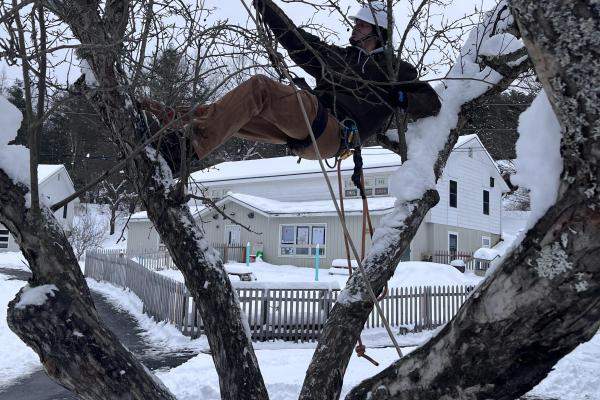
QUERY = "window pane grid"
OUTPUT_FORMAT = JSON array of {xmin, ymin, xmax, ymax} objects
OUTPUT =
[
  {"xmin": 280, "ymin": 224, "xmax": 326, "ymax": 257},
  {"xmin": 343, "ymin": 175, "xmax": 389, "ymax": 197}
]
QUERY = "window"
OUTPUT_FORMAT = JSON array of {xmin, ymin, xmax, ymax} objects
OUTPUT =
[
  {"xmin": 344, "ymin": 176, "xmax": 388, "ymax": 198},
  {"xmin": 281, "ymin": 225, "xmax": 295, "ymax": 244},
  {"xmin": 468, "ymin": 148, "xmax": 473, "ymax": 158},
  {"xmin": 0, "ymin": 229, "xmax": 9, "ymax": 249},
  {"xmin": 482, "ymin": 236, "xmax": 491, "ymax": 248},
  {"xmin": 483, "ymin": 190, "xmax": 490, "ymax": 215},
  {"xmin": 448, "ymin": 232, "xmax": 458, "ymax": 254},
  {"xmin": 490, "ymin": 177, "xmax": 495, "ymax": 187},
  {"xmin": 296, "ymin": 226, "xmax": 310, "ymax": 245},
  {"xmin": 279, "ymin": 224, "xmax": 326, "ymax": 257},
  {"xmin": 62, "ymin": 204, "xmax": 68, "ymax": 219},
  {"xmin": 449, "ymin": 180, "xmax": 458, "ymax": 208}
]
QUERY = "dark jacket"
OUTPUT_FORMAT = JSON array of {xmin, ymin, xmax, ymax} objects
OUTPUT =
[{"xmin": 255, "ymin": 0, "xmax": 441, "ymax": 142}]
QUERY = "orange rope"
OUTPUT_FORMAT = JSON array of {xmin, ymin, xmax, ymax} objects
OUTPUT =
[{"xmin": 337, "ymin": 162, "xmax": 379, "ymax": 367}]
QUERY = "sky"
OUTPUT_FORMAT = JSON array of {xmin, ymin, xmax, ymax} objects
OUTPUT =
[{"xmin": 0, "ymin": 0, "xmax": 498, "ymax": 88}]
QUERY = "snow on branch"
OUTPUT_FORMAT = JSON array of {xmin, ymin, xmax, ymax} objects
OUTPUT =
[
  {"xmin": 370, "ymin": 0, "xmax": 521, "ymax": 258},
  {"xmin": 0, "ymin": 96, "xmax": 30, "ymax": 186},
  {"xmin": 513, "ymin": 90, "xmax": 563, "ymax": 229}
]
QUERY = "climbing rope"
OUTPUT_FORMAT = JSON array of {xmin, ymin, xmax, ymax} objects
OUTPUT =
[{"xmin": 239, "ymin": 0, "xmax": 403, "ymax": 360}]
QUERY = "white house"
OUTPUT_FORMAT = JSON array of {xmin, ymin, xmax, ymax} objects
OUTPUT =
[
  {"xmin": 126, "ymin": 134, "xmax": 509, "ymax": 267},
  {"xmin": 0, "ymin": 164, "xmax": 79, "ymax": 252}
]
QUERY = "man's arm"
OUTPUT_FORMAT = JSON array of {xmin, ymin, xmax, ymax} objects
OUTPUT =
[
  {"xmin": 253, "ymin": 0, "xmax": 337, "ymax": 78},
  {"xmin": 394, "ymin": 61, "xmax": 441, "ymax": 119}
]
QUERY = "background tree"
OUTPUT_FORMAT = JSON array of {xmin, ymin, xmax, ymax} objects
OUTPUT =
[{"xmin": 98, "ymin": 180, "xmax": 136, "ymax": 235}]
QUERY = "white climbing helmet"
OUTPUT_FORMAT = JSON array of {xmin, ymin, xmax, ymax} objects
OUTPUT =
[{"xmin": 349, "ymin": 1, "xmax": 392, "ymax": 29}]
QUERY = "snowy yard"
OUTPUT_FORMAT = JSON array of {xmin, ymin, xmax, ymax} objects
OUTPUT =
[
  {"xmin": 1, "ymin": 249, "xmax": 598, "ymax": 399},
  {"xmin": 157, "ymin": 260, "xmax": 484, "ymax": 288}
]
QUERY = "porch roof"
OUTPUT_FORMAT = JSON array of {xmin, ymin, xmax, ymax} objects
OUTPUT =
[{"xmin": 207, "ymin": 192, "xmax": 397, "ymax": 217}]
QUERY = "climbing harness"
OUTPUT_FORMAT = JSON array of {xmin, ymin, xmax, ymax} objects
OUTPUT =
[{"xmin": 239, "ymin": 0, "xmax": 404, "ymax": 361}]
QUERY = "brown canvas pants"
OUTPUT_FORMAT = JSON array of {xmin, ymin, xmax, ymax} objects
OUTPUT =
[{"xmin": 187, "ymin": 75, "xmax": 342, "ymax": 160}]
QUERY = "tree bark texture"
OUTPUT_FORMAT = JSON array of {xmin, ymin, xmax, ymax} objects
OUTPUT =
[
  {"xmin": 343, "ymin": 1, "xmax": 600, "ymax": 398},
  {"xmin": 0, "ymin": 172, "xmax": 175, "ymax": 400},
  {"xmin": 299, "ymin": 15, "xmax": 532, "ymax": 400},
  {"xmin": 45, "ymin": 1, "xmax": 269, "ymax": 398}
]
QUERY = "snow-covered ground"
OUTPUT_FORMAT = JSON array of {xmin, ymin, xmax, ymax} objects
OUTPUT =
[
  {"xmin": 1, "ymin": 207, "xmax": 599, "ymax": 399},
  {"xmin": 0, "ymin": 273, "xmax": 39, "ymax": 389},
  {"xmin": 158, "ymin": 260, "xmax": 483, "ymax": 288},
  {"xmin": 0, "ymin": 252, "xmax": 30, "ymax": 272},
  {"xmin": 157, "ymin": 346, "xmax": 417, "ymax": 400}
]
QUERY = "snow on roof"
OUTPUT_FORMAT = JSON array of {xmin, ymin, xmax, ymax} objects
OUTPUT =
[
  {"xmin": 37, "ymin": 164, "xmax": 64, "ymax": 184},
  {"xmin": 190, "ymin": 136, "xmax": 490, "ymax": 185},
  {"xmin": 130, "ymin": 204, "xmax": 207, "ymax": 221},
  {"xmin": 218, "ymin": 192, "xmax": 396, "ymax": 216},
  {"xmin": 455, "ymin": 134, "xmax": 479, "ymax": 148},
  {"xmin": 190, "ymin": 146, "xmax": 401, "ymax": 184}
]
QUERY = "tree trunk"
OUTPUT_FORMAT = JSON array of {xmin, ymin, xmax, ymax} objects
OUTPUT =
[
  {"xmin": 46, "ymin": 1, "xmax": 269, "ymax": 398},
  {"xmin": 1, "ymin": 171, "xmax": 175, "ymax": 400},
  {"xmin": 345, "ymin": 193, "xmax": 600, "ymax": 399},
  {"xmin": 343, "ymin": 1, "xmax": 600, "ymax": 398},
  {"xmin": 110, "ymin": 207, "xmax": 117, "ymax": 236}
]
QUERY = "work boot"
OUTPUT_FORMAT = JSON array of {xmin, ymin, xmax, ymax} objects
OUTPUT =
[{"xmin": 139, "ymin": 98, "xmax": 196, "ymax": 176}]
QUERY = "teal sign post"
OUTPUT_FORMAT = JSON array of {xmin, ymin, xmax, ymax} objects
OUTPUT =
[
  {"xmin": 246, "ymin": 242, "xmax": 251, "ymax": 267},
  {"xmin": 314, "ymin": 244, "xmax": 320, "ymax": 281}
]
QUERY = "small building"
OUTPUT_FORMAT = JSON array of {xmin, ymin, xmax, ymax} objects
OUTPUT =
[
  {"xmin": 0, "ymin": 164, "xmax": 79, "ymax": 252},
  {"xmin": 126, "ymin": 134, "xmax": 509, "ymax": 267}
]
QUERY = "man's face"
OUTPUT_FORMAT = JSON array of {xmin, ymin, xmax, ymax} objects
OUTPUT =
[{"xmin": 350, "ymin": 19, "xmax": 374, "ymax": 44}]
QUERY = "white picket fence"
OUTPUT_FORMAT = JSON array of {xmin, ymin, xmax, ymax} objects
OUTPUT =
[{"xmin": 85, "ymin": 250, "xmax": 474, "ymax": 342}]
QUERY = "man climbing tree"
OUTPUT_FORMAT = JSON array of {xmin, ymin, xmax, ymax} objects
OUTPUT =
[{"xmin": 142, "ymin": 0, "xmax": 441, "ymax": 174}]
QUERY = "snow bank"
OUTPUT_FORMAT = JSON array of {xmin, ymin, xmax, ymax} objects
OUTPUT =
[
  {"xmin": 513, "ymin": 90, "xmax": 563, "ymax": 228},
  {"xmin": 86, "ymin": 278, "xmax": 209, "ymax": 352},
  {"xmin": 0, "ymin": 274, "xmax": 40, "ymax": 388},
  {"xmin": 388, "ymin": 262, "xmax": 482, "ymax": 287},
  {"xmin": 0, "ymin": 96, "xmax": 30, "ymax": 186}
]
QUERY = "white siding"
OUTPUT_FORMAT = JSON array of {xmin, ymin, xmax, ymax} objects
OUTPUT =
[
  {"xmin": 38, "ymin": 169, "xmax": 78, "ymax": 232},
  {"xmin": 1, "ymin": 167, "xmax": 78, "ymax": 253},
  {"xmin": 126, "ymin": 220, "xmax": 161, "ymax": 254},
  {"xmin": 428, "ymin": 142, "xmax": 503, "ymax": 235},
  {"xmin": 192, "ymin": 166, "xmax": 399, "ymax": 202}
]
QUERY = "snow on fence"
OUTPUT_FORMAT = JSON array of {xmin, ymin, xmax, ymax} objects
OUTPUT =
[{"xmin": 85, "ymin": 251, "xmax": 474, "ymax": 342}]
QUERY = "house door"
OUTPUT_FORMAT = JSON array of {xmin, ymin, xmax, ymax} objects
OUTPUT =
[{"xmin": 225, "ymin": 225, "xmax": 241, "ymax": 245}]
